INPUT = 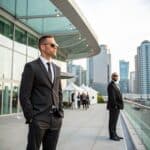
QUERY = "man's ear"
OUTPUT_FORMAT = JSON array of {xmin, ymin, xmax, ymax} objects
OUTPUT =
[{"xmin": 40, "ymin": 44, "xmax": 45, "ymax": 51}]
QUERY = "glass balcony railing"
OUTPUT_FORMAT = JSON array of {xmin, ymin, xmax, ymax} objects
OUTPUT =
[{"xmin": 124, "ymin": 100, "xmax": 150, "ymax": 150}]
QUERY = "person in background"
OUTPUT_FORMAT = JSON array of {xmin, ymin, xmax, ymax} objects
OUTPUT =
[
  {"xmin": 81, "ymin": 92, "xmax": 87, "ymax": 110},
  {"xmin": 19, "ymin": 35, "xmax": 64, "ymax": 150},
  {"xmin": 77, "ymin": 92, "xmax": 81, "ymax": 109},
  {"xmin": 107, "ymin": 72, "xmax": 124, "ymax": 141},
  {"xmin": 86, "ymin": 93, "xmax": 90, "ymax": 109},
  {"xmin": 71, "ymin": 92, "xmax": 75, "ymax": 109}
]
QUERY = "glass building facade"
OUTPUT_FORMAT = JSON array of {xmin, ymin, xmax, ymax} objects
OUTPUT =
[
  {"xmin": 0, "ymin": 15, "xmax": 40, "ymax": 115},
  {"xmin": 137, "ymin": 41, "xmax": 150, "ymax": 94},
  {"xmin": 87, "ymin": 45, "xmax": 111, "ymax": 95},
  {"xmin": 0, "ymin": 15, "xmax": 67, "ymax": 116},
  {"xmin": 119, "ymin": 60, "xmax": 129, "ymax": 93}
]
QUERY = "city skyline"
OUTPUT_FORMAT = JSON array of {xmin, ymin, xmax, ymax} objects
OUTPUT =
[{"xmin": 74, "ymin": 0, "xmax": 150, "ymax": 73}]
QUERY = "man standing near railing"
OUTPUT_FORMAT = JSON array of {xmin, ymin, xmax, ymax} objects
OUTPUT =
[{"xmin": 107, "ymin": 72, "xmax": 124, "ymax": 141}]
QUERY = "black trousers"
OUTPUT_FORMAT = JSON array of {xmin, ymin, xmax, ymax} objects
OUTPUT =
[
  {"xmin": 108, "ymin": 109, "xmax": 120, "ymax": 137},
  {"xmin": 26, "ymin": 118, "xmax": 61, "ymax": 150}
]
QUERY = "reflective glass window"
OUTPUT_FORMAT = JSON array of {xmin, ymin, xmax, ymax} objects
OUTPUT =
[
  {"xmin": 13, "ymin": 52, "xmax": 26, "ymax": 81},
  {"xmin": 0, "ymin": 46, "xmax": 12, "ymax": 79},
  {"xmin": 2, "ymin": 82, "xmax": 11, "ymax": 114},
  {"xmin": 28, "ymin": 33, "xmax": 38, "ymax": 48},
  {"xmin": 15, "ymin": 26, "xmax": 27, "ymax": 44},
  {"xmin": 0, "ymin": 16, "xmax": 13, "ymax": 39}
]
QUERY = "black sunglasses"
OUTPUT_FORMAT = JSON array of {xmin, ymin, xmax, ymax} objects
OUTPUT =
[
  {"xmin": 43, "ymin": 43, "xmax": 59, "ymax": 48},
  {"xmin": 113, "ymin": 75, "xmax": 118, "ymax": 77}
]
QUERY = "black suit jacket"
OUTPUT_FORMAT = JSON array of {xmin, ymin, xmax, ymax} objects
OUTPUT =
[
  {"xmin": 107, "ymin": 81, "xmax": 124, "ymax": 110},
  {"xmin": 19, "ymin": 58, "xmax": 64, "ymax": 124}
]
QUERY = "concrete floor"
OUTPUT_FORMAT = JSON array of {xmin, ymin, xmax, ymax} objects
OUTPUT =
[{"xmin": 0, "ymin": 104, "xmax": 127, "ymax": 150}]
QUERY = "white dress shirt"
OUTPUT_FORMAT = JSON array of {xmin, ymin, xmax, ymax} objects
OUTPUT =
[
  {"xmin": 39, "ymin": 56, "xmax": 54, "ymax": 82},
  {"xmin": 112, "ymin": 80, "xmax": 120, "ymax": 90}
]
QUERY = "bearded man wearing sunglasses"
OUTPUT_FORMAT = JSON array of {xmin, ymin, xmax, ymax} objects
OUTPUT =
[{"xmin": 19, "ymin": 35, "xmax": 64, "ymax": 150}]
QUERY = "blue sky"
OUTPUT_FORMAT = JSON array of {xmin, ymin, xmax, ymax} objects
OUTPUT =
[{"xmin": 73, "ymin": 0, "xmax": 150, "ymax": 73}]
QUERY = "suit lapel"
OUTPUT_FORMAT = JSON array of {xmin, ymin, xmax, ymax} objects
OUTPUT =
[
  {"xmin": 37, "ymin": 58, "xmax": 53, "ymax": 85},
  {"xmin": 112, "ymin": 81, "xmax": 119, "ymax": 91},
  {"xmin": 112, "ymin": 81, "xmax": 121, "ymax": 95}
]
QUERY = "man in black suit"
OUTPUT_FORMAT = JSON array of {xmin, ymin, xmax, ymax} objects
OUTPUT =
[
  {"xmin": 107, "ymin": 72, "xmax": 124, "ymax": 141},
  {"xmin": 19, "ymin": 35, "xmax": 64, "ymax": 150}
]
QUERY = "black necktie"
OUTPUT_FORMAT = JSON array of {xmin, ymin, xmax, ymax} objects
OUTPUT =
[{"xmin": 47, "ymin": 62, "xmax": 52, "ymax": 82}]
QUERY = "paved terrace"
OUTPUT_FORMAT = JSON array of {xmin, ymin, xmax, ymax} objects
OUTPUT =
[{"xmin": 0, "ymin": 104, "xmax": 127, "ymax": 150}]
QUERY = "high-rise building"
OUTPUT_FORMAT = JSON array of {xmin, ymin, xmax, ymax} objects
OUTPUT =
[
  {"xmin": 87, "ymin": 45, "xmax": 111, "ymax": 95},
  {"xmin": 86, "ymin": 58, "xmax": 94, "ymax": 86},
  {"xmin": 136, "ymin": 40, "xmax": 150, "ymax": 94},
  {"xmin": 67, "ymin": 62, "xmax": 86, "ymax": 86},
  {"xmin": 129, "ymin": 71, "xmax": 136, "ymax": 93},
  {"xmin": 134, "ymin": 55, "xmax": 139, "ymax": 93},
  {"xmin": 119, "ymin": 60, "xmax": 129, "ymax": 93}
]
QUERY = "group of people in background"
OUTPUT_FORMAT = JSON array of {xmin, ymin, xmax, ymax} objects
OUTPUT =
[{"xmin": 71, "ymin": 92, "xmax": 90, "ymax": 110}]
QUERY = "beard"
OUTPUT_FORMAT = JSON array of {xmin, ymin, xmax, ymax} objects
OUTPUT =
[
  {"xmin": 51, "ymin": 52, "xmax": 57, "ymax": 58},
  {"xmin": 47, "ymin": 51, "xmax": 57, "ymax": 58},
  {"xmin": 113, "ymin": 78, "xmax": 118, "ymax": 82}
]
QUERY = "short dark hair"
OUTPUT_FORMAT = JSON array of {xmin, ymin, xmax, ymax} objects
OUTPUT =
[{"xmin": 38, "ymin": 35, "xmax": 54, "ymax": 49}]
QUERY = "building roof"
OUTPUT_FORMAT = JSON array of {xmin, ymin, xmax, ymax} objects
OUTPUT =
[{"xmin": 0, "ymin": 0, "xmax": 100, "ymax": 61}]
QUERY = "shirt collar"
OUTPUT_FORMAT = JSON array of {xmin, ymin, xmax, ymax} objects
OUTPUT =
[
  {"xmin": 112, "ymin": 80, "xmax": 117, "ymax": 84},
  {"xmin": 40, "ymin": 56, "xmax": 52, "ymax": 64}
]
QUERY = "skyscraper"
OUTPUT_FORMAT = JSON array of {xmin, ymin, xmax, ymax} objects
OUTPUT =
[
  {"xmin": 67, "ymin": 61, "xmax": 86, "ymax": 86},
  {"xmin": 129, "ymin": 71, "xmax": 136, "ymax": 93},
  {"xmin": 87, "ymin": 45, "xmax": 111, "ymax": 95},
  {"xmin": 136, "ymin": 40, "xmax": 150, "ymax": 94},
  {"xmin": 119, "ymin": 60, "xmax": 129, "ymax": 93},
  {"xmin": 134, "ymin": 55, "xmax": 139, "ymax": 93}
]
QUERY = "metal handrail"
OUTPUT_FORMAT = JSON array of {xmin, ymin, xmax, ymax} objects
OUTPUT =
[{"xmin": 124, "ymin": 99, "xmax": 150, "ymax": 110}]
